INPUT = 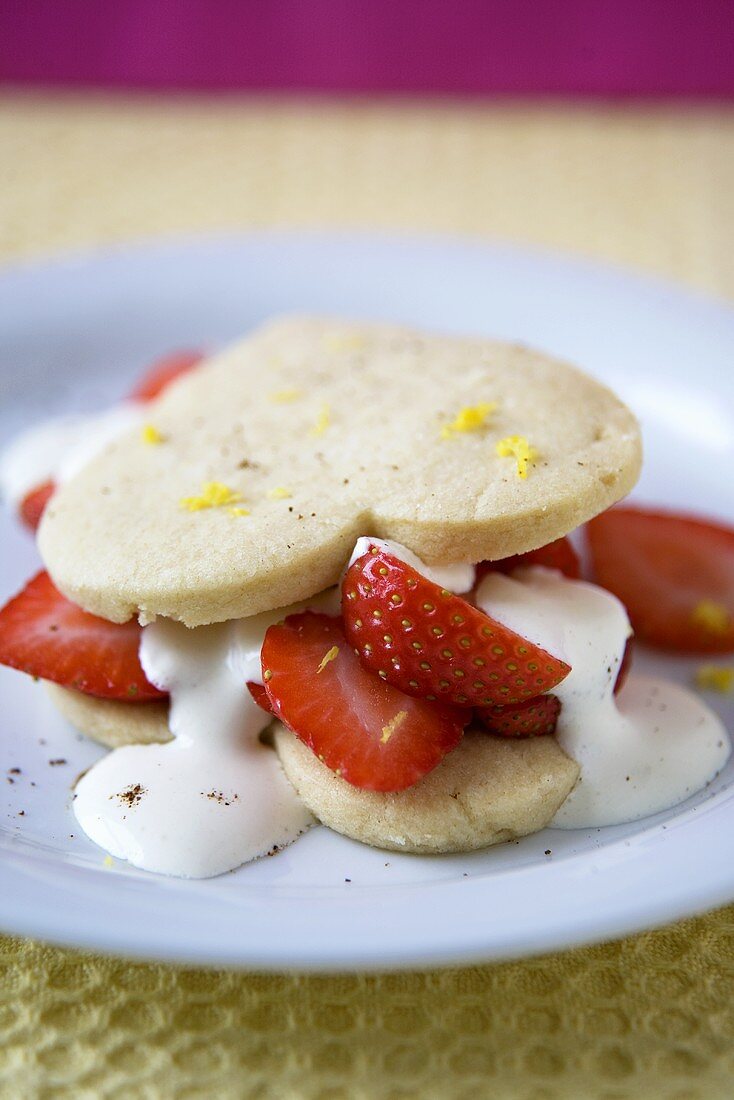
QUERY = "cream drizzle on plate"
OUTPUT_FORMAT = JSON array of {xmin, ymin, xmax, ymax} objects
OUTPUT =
[
  {"xmin": 71, "ymin": 544, "xmax": 731, "ymax": 877},
  {"xmin": 476, "ymin": 568, "xmax": 731, "ymax": 828},
  {"xmin": 70, "ymin": 546, "xmax": 475, "ymax": 878},
  {"xmin": 72, "ymin": 590, "xmax": 341, "ymax": 878}
]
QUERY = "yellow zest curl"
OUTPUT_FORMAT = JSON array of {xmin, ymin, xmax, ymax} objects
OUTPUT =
[
  {"xmin": 695, "ymin": 665, "xmax": 734, "ymax": 693},
  {"xmin": 316, "ymin": 646, "xmax": 339, "ymax": 674},
  {"xmin": 690, "ymin": 600, "xmax": 730, "ymax": 636},
  {"xmin": 381, "ymin": 711, "xmax": 408, "ymax": 744},
  {"xmin": 496, "ymin": 435, "xmax": 538, "ymax": 479},
  {"xmin": 267, "ymin": 487, "xmax": 293, "ymax": 500},
  {"xmin": 310, "ymin": 403, "xmax": 331, "ymax": 437},
  {"xmin": 322, "ymin": 332, "xmax": 365, "ymax": 353},
  {"xmin": 180, "ymin": 481, "xmax": 244, "ymax": 512},
  {"xmin": 269, "ymin": 388, "xmax": 302, "ymax": 403},
  {"xmin": 440, "ymin": 402, "xmax": 497, "ymax": 439},
  {"xmin": 141, "ymin": 424, "xmax": 164, "ymax": 445},
  {"xmin": 227, "ymin": 506, "xmax": 251, "ymax": 518}
]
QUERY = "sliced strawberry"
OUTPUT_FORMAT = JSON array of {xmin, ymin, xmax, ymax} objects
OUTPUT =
[
  {"xmin": 247, "ymin": 680, "xmax": 273, "ymax": 714},
  {"xmin": 19, "ymin": 479, "xmax": 55, "ymax": 532},
  {"xmin": 588, "ymin": 507, "xmax": 734, "ymax": 653},
  {"xmin": 261, "ymin": 612, "xmax": 467, "ymax": 792},
  {"xmin": 478, "ymin": 536, "xmax": 581, "ymax": 582},
  {"xmin": 0, "ymin": 571, "xmax": 167, "ymax": 701},
  {"xmin": 129, "ymin": 351, "xmax": 204, "ymax": 402},
  {"xmin": 477, "ymin": 694, "xmax": 561, "ymax": 738},
  {"xmin": 478, "ymin": 633, "xmax": 631, "ymax": 737},
  {"xmin": 342, "ymin": 549, "xmax": 571, "ymax": 707}
]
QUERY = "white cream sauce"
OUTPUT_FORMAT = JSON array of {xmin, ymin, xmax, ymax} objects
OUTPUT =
[
  {"xmin": 72, "ymin": 589, "xmax": 338, "ymax": 878},
  {"xmin": 71, "ymin": 541, "xmax": 731, "ymax": 876},
  {"xmin": 0, "ymin": 404, "xmax": 142, "ymax": 506},
  {"xmin": 476, "ymin": 567, "xmax": 731, "ymax": 828}
]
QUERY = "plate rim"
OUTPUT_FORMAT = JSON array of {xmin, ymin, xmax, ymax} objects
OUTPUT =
[
  {"xmin": 3, "ymin": 225, "xmax": 734, "ymax": 314},
  {"xmin": 0, "ymin": 790, "xmax": 732, "ymax": 970},
  {"xmin": 1, "ymin": 229, "xmax": 733, "ymax": 970}
]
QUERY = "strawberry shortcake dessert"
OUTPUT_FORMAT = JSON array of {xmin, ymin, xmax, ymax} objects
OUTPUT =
[{"xmin": 0, "ymin": 317, "xmax": 730, "ymax": 877}]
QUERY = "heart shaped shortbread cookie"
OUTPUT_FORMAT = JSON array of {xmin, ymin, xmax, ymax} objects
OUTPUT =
[{"xmin": 39, "ymin": 316, "xmax": 641, "ymax": 626}]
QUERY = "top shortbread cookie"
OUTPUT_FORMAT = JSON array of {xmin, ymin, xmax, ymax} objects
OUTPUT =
[{"xmin": 38, "ymin": 316, "xmax": 641, "ymax": 626}]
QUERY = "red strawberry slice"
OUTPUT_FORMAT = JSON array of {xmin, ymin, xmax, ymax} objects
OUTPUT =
[
  {"xmin": 19, "ymin": 479, "xmax": 56, "ymax": 532},
  {"xmin": 342, "ymin": 549, "xmax": 571, "ymax": 707},
  {"xmin": 477, "ymin": 694, "xmax": 561, "ymax": 738},
  {"xmin": 261, "ymin": 612, "xmax": 467, "ymax": 792},
  {"xmin": 0, "ymin": 571, "xmax": 167, "ymax": 701},
  {"xmin": 478, "ymin": 634, "xmax": 632, "ymax": 737},
  {"xmin": 478, "ymin": 536, "xmax": 581, "ymax": 582},
  {"xmin": 247, "ymin": 681, "xmax": 273, "ymax": 714},
  {"xmin": 129, "ymin": 351, "xmax": 204, "ymax": 402},
  {"xmin": 588, "ymin": 507, "xmax": 734, "ymax": 653}
]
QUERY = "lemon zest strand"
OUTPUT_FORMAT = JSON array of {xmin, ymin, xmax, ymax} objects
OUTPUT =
[
  {"xmin": 381, "ymin": 711, "xmax": 408, "ymax": 744},
  {"xmin": 310, "ymin": 403, "xmax": 331, "ymax": 437},
  {"xmin": 269, "ymin": 388, "xmax": 302, "ymax": 403},
  {"xmin": 180, "ymin": 482, "xmax": 244, "ymax": 512},
  {"xmin": 695, "ymin": 665, "xmax": 734, "ymax": 693},
  {"xmin": 322, "ymin": 332, "xmax": 365, "ymax": 353},
  {"xmin": 496, "ymin": 435, "xmax": 538, "ymax": 479},
  {"xmin": 440, "ymin": 402, "xmax": 497, "ymax": 439},
  {"xmin": 690, "ymin": 599, "xmax": 730, "ymax": 635},
  {"xmin": 141, "ymin": 424, "xmax": 165, "ymax": 445},
  {"xmin": 316, "ymin": 646, "xmax": 339, "ymax": 674}
]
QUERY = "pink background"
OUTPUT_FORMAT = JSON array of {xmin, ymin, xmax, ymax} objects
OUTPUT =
[{"xmin": 2, "ymin": 0, "xmax": 734, "ymax": 96}]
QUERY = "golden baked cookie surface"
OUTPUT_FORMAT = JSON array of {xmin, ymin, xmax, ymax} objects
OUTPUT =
[
  {"xmin": 274, "ymin": 725, "xmax": 580, "ymax": 853},
  {"xmin": 39, "ymin": 315, "xmax": 641, "ymax": 626},
  {"xmin": 45, "ymin": 683, "xmax": 171, "ymax": 748}
]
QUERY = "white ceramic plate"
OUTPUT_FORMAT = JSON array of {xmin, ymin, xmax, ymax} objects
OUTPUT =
[{"xmin": 1, "ymin": 233, "xmax": 733, "ymax": 970}]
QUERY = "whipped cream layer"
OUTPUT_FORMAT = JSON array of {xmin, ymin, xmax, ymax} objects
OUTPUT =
[
  {"xmin": 476, "ymin": 568, "xmax": 730, "ymax": 828},
  {"xmin": 72, "ymin": 589, "xmax": 340, "ymax": 878},
  {"xmin": 71, "ymin": 541, "xmax": 732, "ymax": 877},
  {"xmin": 70, "ymin": 544, "xmax": 476, "ymax": 879}
]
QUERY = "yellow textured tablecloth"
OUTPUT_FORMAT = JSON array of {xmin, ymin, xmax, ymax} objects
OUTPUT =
[{"xmin": 1, "ymin": 93, "xmax": 733, "ymax": 1100}]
